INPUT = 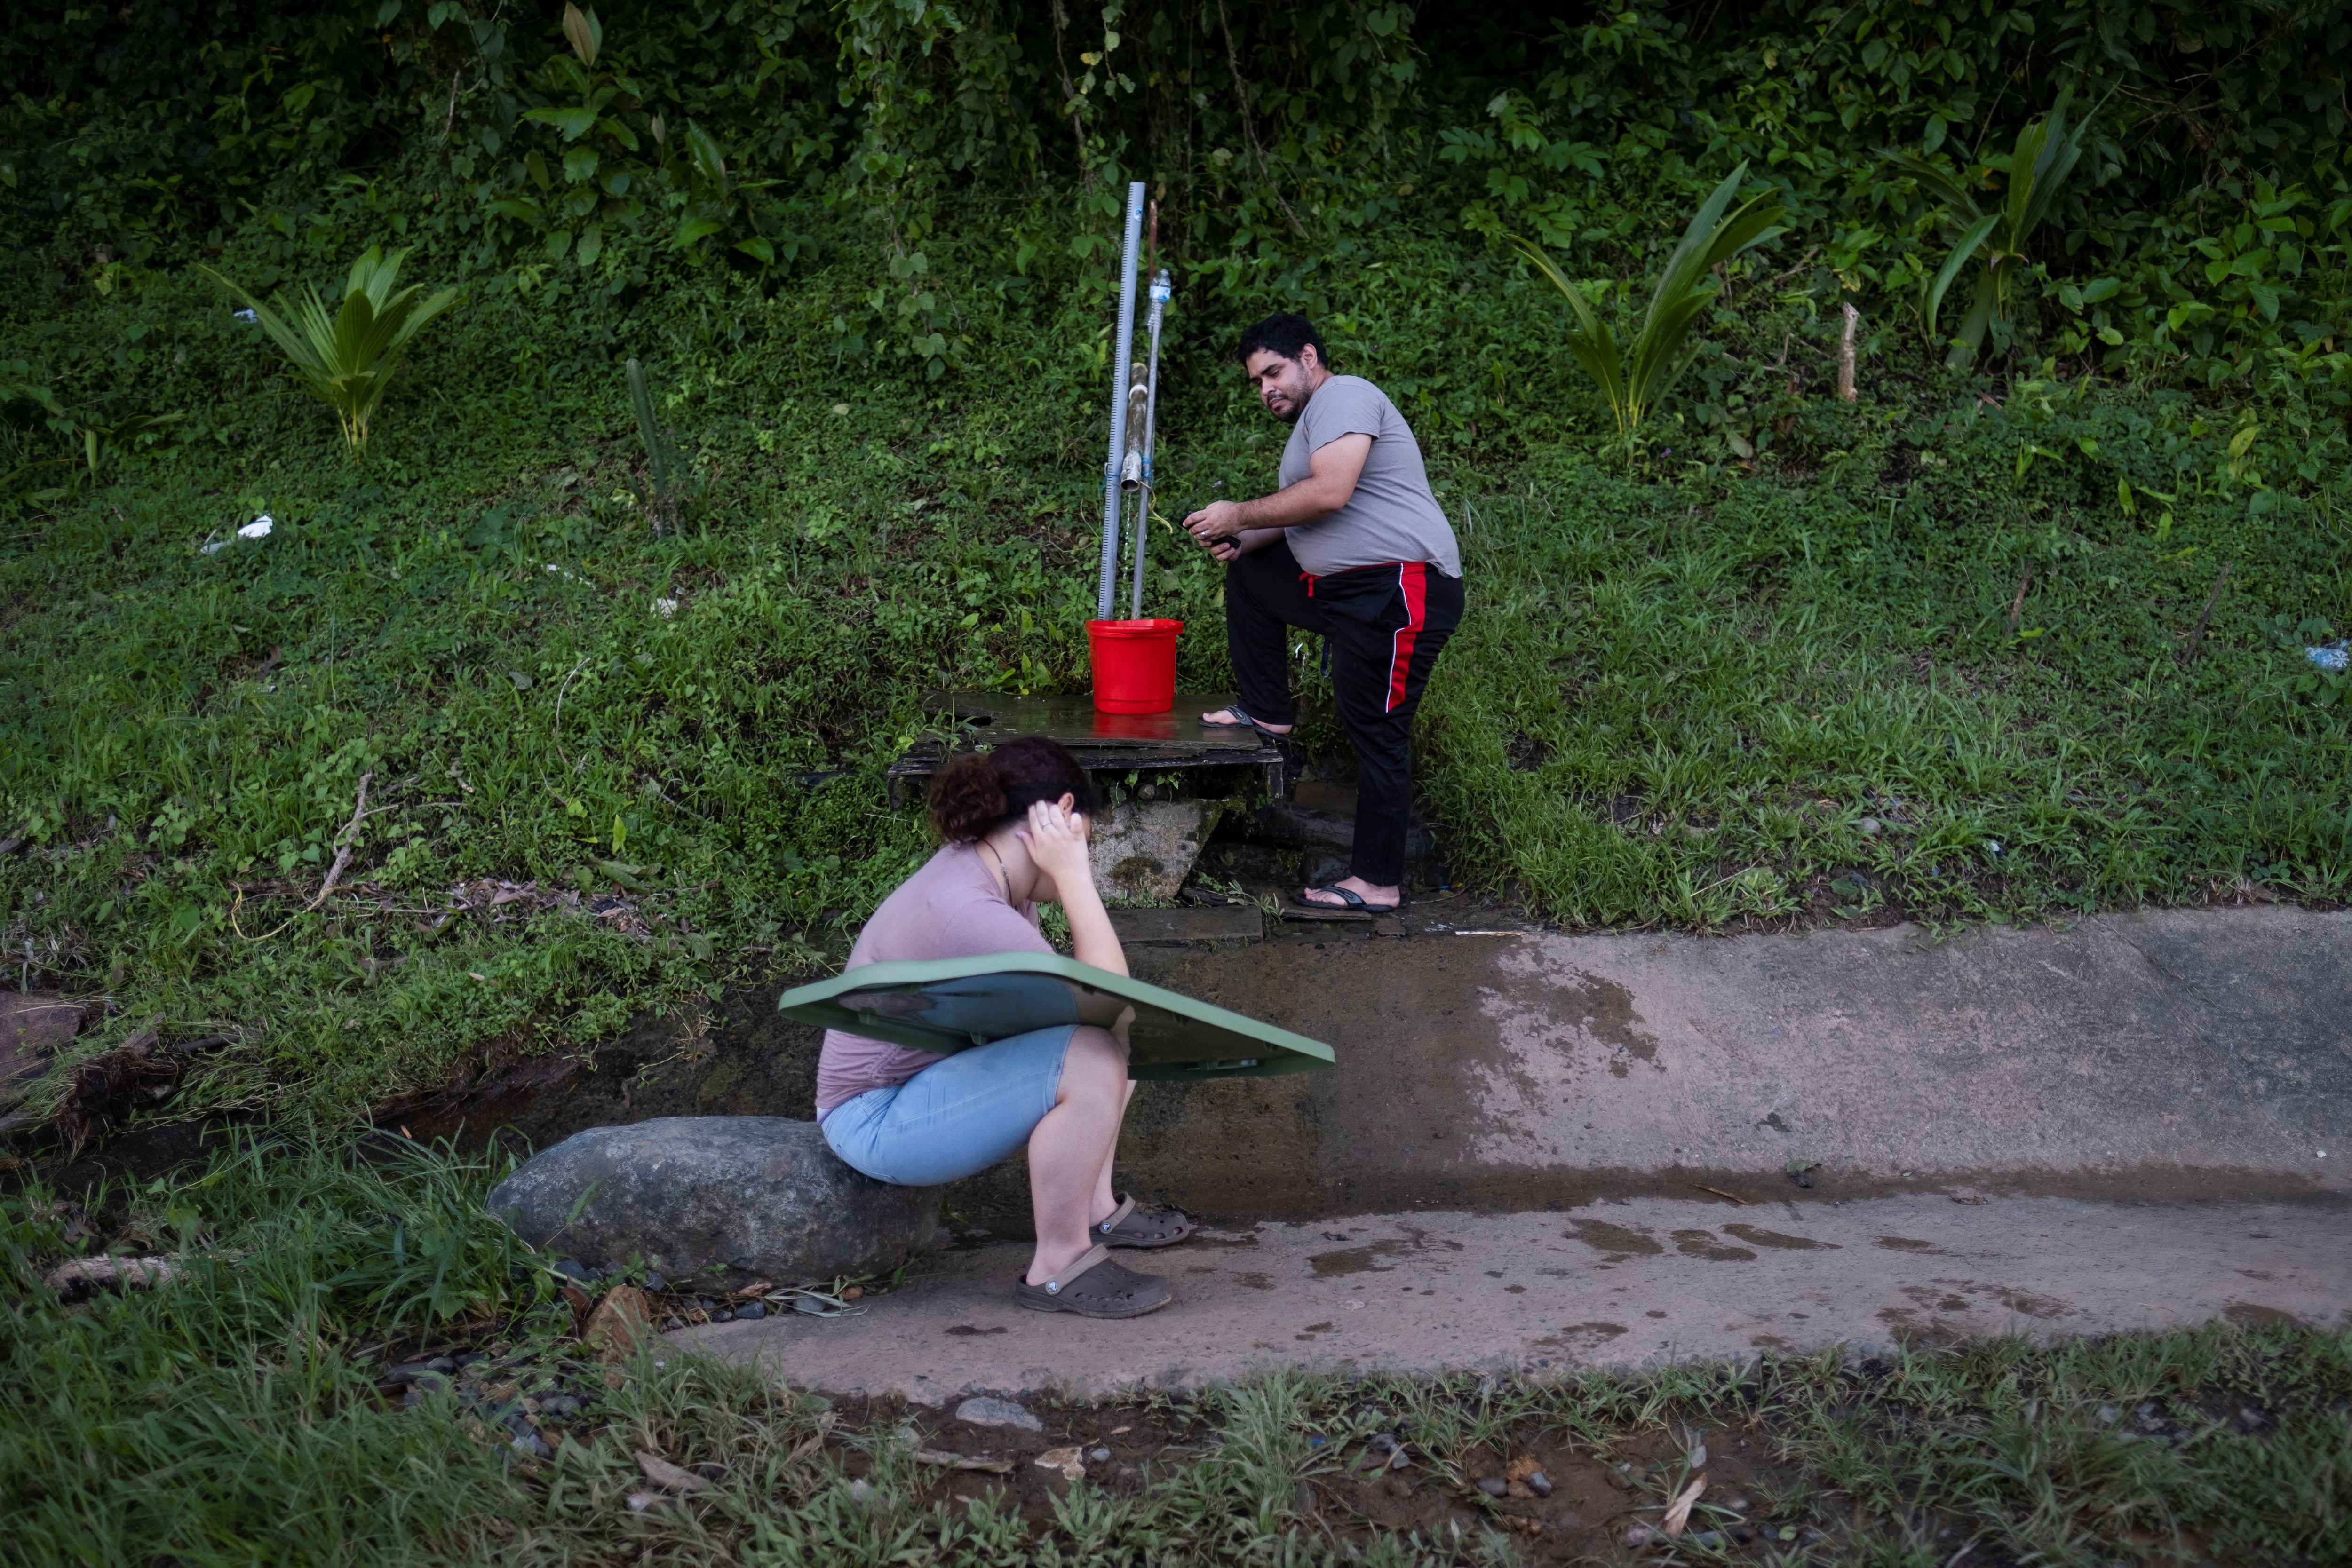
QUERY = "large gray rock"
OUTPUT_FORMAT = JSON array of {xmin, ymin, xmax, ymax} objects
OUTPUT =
[
  {"xmin": 487, "ymin": 1117, "xmax": 939, "ymax": 1285},
  {"xmin": 1089, "ymin": 799, "xmax": 1210, "ymax": 901}
]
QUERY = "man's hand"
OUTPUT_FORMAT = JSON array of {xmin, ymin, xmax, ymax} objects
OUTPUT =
[
  {"xmin": 1208, "ymin": 527, "xmax": 1279, "ymax": 563},
  {"xmin": 1182, "ymin": 433, "xmax": 1372, "ymax": 558},
  {"xmin": 1183, "ymin": 499, "xmax": 1248, "ymax": 546}
]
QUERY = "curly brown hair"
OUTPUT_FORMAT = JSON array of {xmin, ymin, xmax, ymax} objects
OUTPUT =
[{"xmin": 925, "ymin": 737, "xmax": 1104, "ymax": 844}]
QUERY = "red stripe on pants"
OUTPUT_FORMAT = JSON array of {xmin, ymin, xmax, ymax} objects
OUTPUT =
[{"xmin": 1386, "ymin": 562, "xmax": 1427, "ymax": 712}]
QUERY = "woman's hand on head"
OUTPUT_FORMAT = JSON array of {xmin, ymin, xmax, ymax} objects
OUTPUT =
[{"xmin": 1015, "ymin": 796, "xmax": 1093, "ymax": 899}]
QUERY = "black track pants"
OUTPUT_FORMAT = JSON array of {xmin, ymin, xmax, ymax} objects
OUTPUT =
[{"xmin": 1224, "ymin": 539, "xmax": 1464, "ymax": 888}]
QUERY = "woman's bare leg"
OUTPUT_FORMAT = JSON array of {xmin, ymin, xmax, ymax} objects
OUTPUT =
[
  {"xmin": 1087, "ymin": 1078, "xmax": 1138, "ymax": 1225},
  {"xmin": 1025, "ymin": 1028, "xmax": 1129, "ymax": 1285}
]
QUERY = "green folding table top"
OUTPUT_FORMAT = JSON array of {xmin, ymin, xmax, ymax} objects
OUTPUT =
[{"xmin": 776, "ymin": 951, "xmax": 1334, "ymax": 1080}]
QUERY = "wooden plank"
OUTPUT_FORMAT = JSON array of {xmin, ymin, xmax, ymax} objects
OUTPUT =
[
  {"xmin": 1109, "ymin": 905, "xmax": 1265, "ymax": 944},
  {"xmin": 924, "ymin": 691, "xmax": 1269, "ymax": 753}
]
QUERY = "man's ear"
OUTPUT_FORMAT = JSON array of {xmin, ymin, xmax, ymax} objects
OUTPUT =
[{"xmin": 1297, "ymin": 344, "xmax": 1320, "ymax": 374}]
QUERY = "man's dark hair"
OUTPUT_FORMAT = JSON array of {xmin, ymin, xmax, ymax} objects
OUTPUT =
[{"xmin": 1237, "ymin": 312, "xmax": 1326, "ymax": 368}]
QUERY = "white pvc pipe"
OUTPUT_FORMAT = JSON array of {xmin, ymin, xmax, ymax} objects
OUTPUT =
[
  {"xmin": 1131, "ymin": 268, "xmax": 1170, "ymax": 619},
  {"xmin": 1096, "ymin": 182, "xmax": 1146, "ymax": 622}
]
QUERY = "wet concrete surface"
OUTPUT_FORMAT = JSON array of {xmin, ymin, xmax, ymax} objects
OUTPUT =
[
  {"xmin": 355, "ymin": 903, "xmax": 2350, "ymax": 1243},
  {"xmin": 680, "ymin": 1192, "xmax": 2352, "ymax": 1401},
  {"xmin": 1090, "ymin": 903, "xmax": 2350, "ymax": 1226}
]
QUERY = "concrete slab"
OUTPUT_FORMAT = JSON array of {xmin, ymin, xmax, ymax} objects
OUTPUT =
[
  {"xmin": 1060, "ymin": 906, "xmax": 2352, "ymax": 1227},
  {"xmin": 681, "ymin": 1193, "xmax": 2352, "ymax": 1401},
  {"xmin": 1109, "ymin": 905, "xmax": 1266, "ymax": 944}
]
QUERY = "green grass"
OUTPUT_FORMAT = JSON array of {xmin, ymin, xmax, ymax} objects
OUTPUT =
[
  {"xmin": 4, "ymin": 1132, "xmax": 2348, "ymax": 1566},
  {"xmin": 1426, "ymin": 397, "xmax": 2352, "ymax": 928}
]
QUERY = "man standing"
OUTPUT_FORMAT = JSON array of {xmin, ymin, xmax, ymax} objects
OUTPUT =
[{"xmin": 1182, "ymin": 312, "xmax": 1464, "ymax": 913}]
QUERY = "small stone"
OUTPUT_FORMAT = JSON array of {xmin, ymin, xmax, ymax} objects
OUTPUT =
[
  {"xmin": 646, "ymin": 1271, "xmax": 668, "ymax": 1292},
  {"xmin": 511, "ymin": 1432, "xmax": 553, "ymax": 1460},
  {"xmin": 453, "ymin": 1352, "xmax": 486, "ymax": 1368},
  {"xmin": 552, "ymin": 1258, "xmax": 592, "ymax": 1283},
  {"xmin": 1089, "ymin": 1446, "xmax": 1110, "ymax": 1463},
  {"xmin": 955, "ymin": 1396, "xmax": 1044, "ymax": 1433},
  {"xmin": 1478, "ymin": 1476, "xmax": 1509, "ymax": 1497},
  {"xmin": 1624, "ymin": 1523, "xmax": 1654, "ymax": 1547},
  {"xmin": 710, "ymin": 1308, "xmax": 734, "ymax": 1323},
  {"xmin": 624, "ymin": 1492, "xmax": 660, "ymax": 1513},
  {"xmin": 1370, "ymin": 1432, "xmax": 1398, "ymax": 1453},
  {"xmin": 1859, "ymin": 816, "xmax": 1883, "ymax": 836},
  {"xmin": 1526, "ymin": 1471, "xmax": 1552, "ymax": 1497},
  {"xmin": 735, "ymin": 1301, "xmax": 765, "ymax": 1320},
  {"xmin": 1605, "ymin": 1470, "xmax": 1634, "ymax": 1491},
  {"xmin": 541, "ymin": 1396, "xmax": 581, "ymax": 1418},
  {"xmin": 584, "ymin": 1285, "xmax": 655, "ymax": 1360}
]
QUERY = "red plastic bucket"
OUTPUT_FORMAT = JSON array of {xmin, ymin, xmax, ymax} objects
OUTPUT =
[{"xmin": 1086, "ymin": 618, "xmax": 1184, "ymax": 714}]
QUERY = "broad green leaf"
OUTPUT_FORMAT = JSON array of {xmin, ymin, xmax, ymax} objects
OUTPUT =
[
  {"xmin": 522, "ymin": 105, "xmax": 598, "ymax": 141},
  {"xmin": 1924, "ymin": 212, "xmax": 1999, "ymax": 338},
  {"xmin": 561, "ymin": 1, "xmax": 600, "ymax": 67}
]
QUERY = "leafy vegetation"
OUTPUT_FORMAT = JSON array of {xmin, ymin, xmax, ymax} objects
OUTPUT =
[
  {"xmin": 199, "ymin": 247, "xmax": 460, "ymax": 459},
  {"xmin": 5, "ymin": 1133, "xmax": 2349, "ymax": 1566},
  {"xmin": 1899, "ymin": 92, "xmax": 2097, "ymax": 369},
  {"xmin": 1512, "ymin": 164, "xmax": 1786, "ymax": 454},
  {"xmin": 0, "ymin": 1, "xmax": 2346, "ymax": 1125}
]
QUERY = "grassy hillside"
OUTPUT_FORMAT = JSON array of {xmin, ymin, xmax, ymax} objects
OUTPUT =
[{"xmin": 1, "ymin": 0, "xmax": 2349, "ymax": 1124}]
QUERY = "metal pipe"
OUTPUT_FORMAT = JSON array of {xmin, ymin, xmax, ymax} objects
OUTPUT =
[
  {"xmin": 1131, "ymin": 267, "xmax": 1171, "ymax": 618},
  {"xmin": 1096, "ymin": 182, "xmax": 1146, "ymax": 622}
]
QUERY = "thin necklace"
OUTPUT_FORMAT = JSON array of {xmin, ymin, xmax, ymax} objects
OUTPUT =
[{"xmin": 976, "ymin": 838, "xmax": 1011, "ymax": 903}]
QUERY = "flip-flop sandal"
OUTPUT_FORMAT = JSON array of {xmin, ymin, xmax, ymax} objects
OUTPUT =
[
  {"xmin": 1300, "ymin": 884, "xmax": 1400, "ymax": 914},
  {"xmin": 1199, "ymin": 703, "xmax": 1293, "ymax": 739},
  {"xmin": 1013, "ymin": 1244, "xmax": 1172, "ymax": 1319},
  {"xmin": 1095, "ymin": 1194, "xmax": 1195, "ymax": 1250}
]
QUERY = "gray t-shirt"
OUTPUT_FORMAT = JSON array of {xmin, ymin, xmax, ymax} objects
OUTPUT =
[
  {"xmin": 814, "ymin": 844, "xmax": 1052, "ymax": 1114},
  {"xmin": 1278, "ymin": 374, "xmax": 1461, "ymax": 578}
]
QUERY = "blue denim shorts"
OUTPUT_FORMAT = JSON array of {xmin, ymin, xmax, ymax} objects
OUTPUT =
[{"xmin": 819, "ymin": 1025, "xmax": 1077, "ymax": 1188}]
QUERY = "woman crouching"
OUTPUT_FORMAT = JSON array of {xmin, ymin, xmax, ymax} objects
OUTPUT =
[{"xmin": 815, "ymin": 736, "xmax": 1193, "ymax": 1317}]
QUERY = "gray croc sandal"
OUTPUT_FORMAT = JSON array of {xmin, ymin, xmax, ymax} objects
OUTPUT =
[
  {"xmin": 1014, "ymin": 1244, "xmax": 1172, "ymax": 1319},
  {"xmin": 1095, "ymin": 1195, "xmax": 1196, "ymax": 1250}
]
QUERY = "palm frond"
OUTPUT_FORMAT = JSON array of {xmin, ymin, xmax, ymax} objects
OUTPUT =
[
  {"xmin": 1898, "ymin": 92, "xmax": 2093, "ymax": 368},
  {"xmin": 198, "ymin": 248, "xmax": 457, "ymax": 459},
  {"xmin": 1514, "ymin": 164, "xmax": 1781, "ymax": 454}
]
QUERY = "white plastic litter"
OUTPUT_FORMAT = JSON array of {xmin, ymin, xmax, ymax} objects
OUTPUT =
[
  {"xmin": 200, "ymin": 515, "xmax": 272, "ymax": 554},
  {"xmin": 2307, "ymin": 643, "xmax": 2349, "ymax": 673},
  {"xmin": 233, "ymin": 308, "xmax": 257, "ymax": 322}
]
